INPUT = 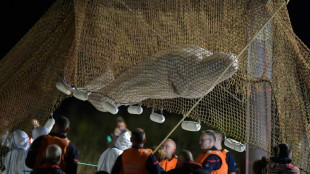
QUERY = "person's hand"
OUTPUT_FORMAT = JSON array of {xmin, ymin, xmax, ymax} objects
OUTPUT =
[
  {"xmin": 32, "ymin": 119, "xmax": 40, "ymax": 128},
  {"xmin": 114, "ymin": 128, "xmax": 121, "ymax": 137}
]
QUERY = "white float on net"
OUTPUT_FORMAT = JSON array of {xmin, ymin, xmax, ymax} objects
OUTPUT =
[
  {"xmin": 224, "ymin": 138, "xmax": 246, "ymax": 152},
  {"xmin": 56, "ymin": 81, "xmax": 71, "ymax": 95},
  {"xmin": 72, "ymin": 89, "xmax": 89, "ymax": 101},
  {"xmin": 102, "ymin": 101, "xmax": 119, "ymax": 115},
  {"xmin": 128, "ymin": 105, "xmax": 143, "ymax": 115},
  {"xmin": 181, "ymin": 120, "xmax": 201, "ymax": 131},
  {"xmin": 150, "ymin": 109, "xmax": 165, "ymax": 123}
]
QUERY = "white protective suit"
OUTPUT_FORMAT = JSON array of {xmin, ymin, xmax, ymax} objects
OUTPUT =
[
  {"xmin": 97, "ymin": 131, "xmax": 132, "ymax": 173},
  {"xmin": 4, "ymin": 130, "xmax": 31, "ymax": 174},
  {"xmin": 31, "ymin": 126, "xmax": 49, "ymax": 143}
]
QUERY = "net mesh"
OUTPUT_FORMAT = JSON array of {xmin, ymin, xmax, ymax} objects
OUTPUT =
[{"xmin": 0, "ymin": 0, "xmax": 310, "ymax": 172}]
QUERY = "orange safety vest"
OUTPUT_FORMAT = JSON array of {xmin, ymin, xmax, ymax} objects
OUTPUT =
[
  {"xmin": 34, "ymin": 135, "xmax": 70, "ymax": 171},
  {"xmin": 121, "ymin": 148, "xmax": 153, "ymax": 174},
  {"xmin": 196, "ymin": 149, "xmax": 228, "ymax": 174},
  {"xmin": 160, "ymin": 156, "xmax": 178, "ymax": 171}
]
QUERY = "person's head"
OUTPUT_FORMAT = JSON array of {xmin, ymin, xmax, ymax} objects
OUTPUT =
[
  {"xmin": 152, "ymin": 146, "xmax": 165, "ymax": 162},
  {"xmin": 272, "ymin": 143, "xmax": 292, "ymax": 160},
  {"xmin": 130, "ymin": 128, "xmax": 146, "ymax": 146},
  {"xmin": 178, "ymin": 150, "xmax": 193, "ymax": 163},
  {"xmin": 46, "ymin": 144, "xmax": 62, "ymax": 164},
  {"xmin": 32, "ymin": 126, "xmax": 49, "ymax": 140},
  {"xmin": 116, "ymin": 117, "xmax": 126, "ymax": 130},
  {"xmin": 52, "ymin": 116, "xmax": 70, "ymax": 136},
  {"xmin": 161, "ymin": 139, "xmax": 176, "ymax": 160},
  {"xmin": 212, "ymin": 130, "xmax": 224, "ymax": 150},
  {"xmin": 253, "ymin": 157, "xmax": 269, "ymax": 174},
  {"xmin": 199, "ymin": 130, "xmax": 216, "ymax": 150},
  {"xmin": 12, "ymin": 130, "xmax": 30, "ymax": 149}
]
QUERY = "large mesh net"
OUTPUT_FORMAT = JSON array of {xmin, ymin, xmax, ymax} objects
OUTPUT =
[{"xmin": 0, "ymin": 0, "xmax": 310, "ymax": 172}]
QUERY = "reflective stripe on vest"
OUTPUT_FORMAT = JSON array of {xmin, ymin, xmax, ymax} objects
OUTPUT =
[
  {"xmin": 121, "ymin": 148, "xmax": 152, "ymax": 174},
  {"xmin": 160, "ymin": 156, "xmax": 178, "ymax": 171},
  {"xmin": 196, "ymin": 150, "xmax": 228, "ymax": 174},
  {"xmin": 34, "ymin": 135, "xmax": 69, "ymax": 171}
]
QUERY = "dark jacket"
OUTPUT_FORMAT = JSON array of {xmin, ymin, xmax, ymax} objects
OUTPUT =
[
  {"xmin": 167, "ymin": 161, "xmax": 202, "ymax": 174},
  {"xmin": 223, "ymin": 150, "xmax": 236, "ymax": 173},
  {"xmin": 26, "ymin": 133, "xmax": 78, "ymax": 174},
  {"xmin": 30, "ymin": 159, "xmax": 66, "ymax": 174}
]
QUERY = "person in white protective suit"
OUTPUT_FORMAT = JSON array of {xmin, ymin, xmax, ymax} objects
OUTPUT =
[
  {"xmin": 29, "ymin": 116, "xmax": 54, "ymax": 144},
  {"xmin": 97, "ymin": 131, "xmax": 132, "ymax": 174},
  {"xmin": 31, "ymin": 126, "xmax": 49, "ymax": 143},
  {"xmin": 4, "ymin": 130, "xmax": 31, "ymax": 174}
]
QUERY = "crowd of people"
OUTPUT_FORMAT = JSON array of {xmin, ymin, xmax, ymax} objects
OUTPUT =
[{"xmin": 0, "ymin": 116, "xmax": 301, "ymax": 174}]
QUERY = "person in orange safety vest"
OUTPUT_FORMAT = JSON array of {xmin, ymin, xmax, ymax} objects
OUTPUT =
[
  {"xmin": 111, "ymin": 128, "xmax": 161, "ymax": 174},
  {"xmin": 26, "ymin": 116, "xmax": 78, "ymax": 174},
  {"xmin": 196, "ymin": 130, "xmax": 228, "ymax": 174},
  {"xmin": 160, "ymin": 139, "xmax": 178, "ymax": 172},
  {"xmin": 212, "ymin": 130, "xmax": 236, "ymax": 174}
]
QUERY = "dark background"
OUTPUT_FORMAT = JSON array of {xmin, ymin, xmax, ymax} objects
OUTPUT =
[
  {"xmin": 0, "ymin": 0, "xmax": 309, "ymax": 58},
  {"xmin": 0, "ymin": 0, "xmax": 309, "ymax": 173}
]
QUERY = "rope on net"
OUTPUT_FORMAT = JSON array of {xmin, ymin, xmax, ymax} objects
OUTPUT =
[{"xmin": 153, "ymin": 0, "xmax": 287, "ymax": 153}]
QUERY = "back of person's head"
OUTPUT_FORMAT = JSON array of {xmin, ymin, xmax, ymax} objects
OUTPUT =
[
  {"xmin": 32, "ymin": 126, "xmax": 49, "ymax": 140},
  {"xmin": 152, "ymin": 146, "xmax": 165, "ymax": 162},
  {"xmin": 271, "ymin": 143, "xmax": 293, "ymax": 164},
  {"xmin": 212, "ymin": 130, "xmax": 224, "ymax": 146},
  {"xmin": 13, "ymin": 130, "xmax": 30, "ymax": 149},
  {"xmin": 178, "ymin": 150, "xmax": 194, "ymax": 162},
  {"xmin": 273, "ymin": 143, "xmax": 292, "ymax": 159},
  {"xmin": 46, "ymin": 144, "xmax": 62, "ymax": 162},
  {"xmin": 53, "ymin": 116, "xmax": 70, "ymax": 134},
  {"xmin": 253, "ymin": 157, "xmax": 269, "ymax": 174},
  {"xmin": 131, "ymin": 128, "xmax": 145, "ymax": 145}
]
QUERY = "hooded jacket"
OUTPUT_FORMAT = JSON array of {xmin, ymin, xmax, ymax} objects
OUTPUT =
[
  {"xmin": 4, "ymin": 130, "xmax": 32, "ymax": 174},
  {"xmin": 97, "ymin": 131, "xmax": 132, "ymax": 173}
]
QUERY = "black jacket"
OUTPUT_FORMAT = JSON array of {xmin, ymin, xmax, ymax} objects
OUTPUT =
[
  {"xmin": 167, "ymin": 161, "xmax": 202, "ymax": 174},
  {"xmin": 30, "ymin": 159, "xmax": 66, "ymax": 174}
]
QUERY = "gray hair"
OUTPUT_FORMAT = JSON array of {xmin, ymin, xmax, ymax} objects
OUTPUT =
[{"xmin": 46, "ymin": 144, "xmax": 62, "ymax": 160}]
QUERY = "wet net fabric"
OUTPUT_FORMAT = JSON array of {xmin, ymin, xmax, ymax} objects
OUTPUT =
[{"xmin": 0, "ymin": 0, "xmax": 310, "ymax": 172}]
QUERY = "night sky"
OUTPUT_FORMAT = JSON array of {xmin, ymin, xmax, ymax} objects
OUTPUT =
[{"xmin": 0, "ymin": 0, "xmax": 309, "ymax": 59}]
